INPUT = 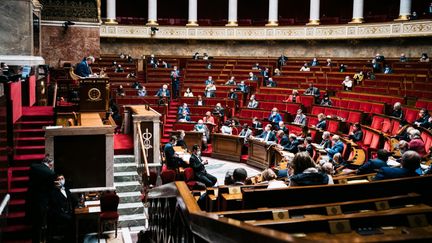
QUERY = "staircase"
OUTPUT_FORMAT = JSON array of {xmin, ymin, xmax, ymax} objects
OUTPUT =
[
  {"xmin": 113, "ymin": 155, "xmax": 147, "ymax": 229},
  {"xmin": 5, "ymin": 106, "xmax": 54, "ymax": 240},
  {"xmin": 161, "ymin": 101, "xmax": 179, "ymax": 143}
]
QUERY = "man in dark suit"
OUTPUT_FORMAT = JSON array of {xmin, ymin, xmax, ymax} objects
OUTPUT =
[
  {"xmin": 374, "ymin": 151, "xmax": 420, "ymax": 180},
  {"xmin": 156, "ymin": 84, "xmax": 171, "ymax": 98},
  {"xmin": 256, "ymin": 124, "xmax": 277, "ymax": 142},
  {"xmin": 189, "ymin": 145, "xmax": 217, "ymax": 187},
  {"xmin": 325, "ymin": 135, "xmax": 344, "ymax": 160},
  {"xmin": 356, "ymin": 149, "xmax": 390, "ymax": 175},
  {"xmin": 170, "ymin": 66, "xmax": 180, "ymax": 98},
  {"xmin": 48, "ymin": 174, "xmax": 76, "ymax": 242},
  {"xmin": 26, "ymin": 155, "xmax": 56, "ymax": 243},
  {"xmin": 176, "ymin": 130, "xmax": 188, "ymax": 151},
  {"xmin": 304, "ymin": 83, "xmax": 320, "ymax": 103},
  {"xmin": 283, "ymin": 134, "xmax": 300, "ymax": 153},
  {"xmin": 164, "ymin": 136, "xmax": 186, "ymax": 170},
  {"xmin": 75, "ymin": 56, "xmax": 94, "ymax": 77}
]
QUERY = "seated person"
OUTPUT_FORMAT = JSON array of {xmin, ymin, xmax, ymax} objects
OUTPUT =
[
  {"xmin": 232, "ymin": 168, "xmax": 248, "ymax": 186},
  {"xmin": 400, "ymin": 53, "xmax": 408, "ymax": 62},
  {"xmin": 372, "ymin": 59, "xmax": 381, "ymax": 73},
  {"xmin": 228, "ymin": 88, "xmax": 238, "ymax": 101},
  {"xmin": 115, "ymin": 64, "xmax": 124, "ymax": 73},
  {"xmin": 273, "ymin": 68, "xmax": 281, "ymax": 76},
  {"xmin": 116, "ymin": 85, "xmax": 125, "ymax": 96},
  {"xmin": 342, "ymin": 76, "xmax": 353, "ymax": 91},
  {"xmin": 75, "ymin": 56, "xmax": 94, "ymax": 77},
  {"xmin": 348, "ymin": 123, "xmax": 363, "ymax": 142},
  {"xmin": 304, "ymin": 83, "xmax": 320, "ymax": 100},
  {"xmin": 262, "ymin": 169, "xmax": 287, "ymax": 189},
  {"xmin": 266, "ymin": 77, "xmax": 276, "ymax": 87},
  {"xmin": 374, "ymin": 151, "xmax": 421, "ymax": 180},
  {"xmin": 251, "ymin": 117, "xmax": 263, "ymax": 133},
  {"xmin": 326, "ymin": 58, "xmax": 334, "ymax": 66},
  {"xmin": 277, "ymin": 130, "xmax": 290, "ymax": 147},
  {"xmin": 194, "ymin": 120, "xmax": 210, "ymax": 150},
  {"xmin": 408, "ymin": 129, "xmax": 427, "ymax": 157},
  {"xmin": 177, "ymin": 103, "xmax": 190, "ymax": 115},
  {"xmin": 202, "ymin": 53, "xmax": 209, "ymax": 60},
  {"xmin": 131, "ymin": 81, "xmax": 141, "ymax": 89},
  {"xmin": 283, "ymin": 134, "xmax": 300, "ymax": 153},
  {"xmin": 252, "ymin": 62, "xmax": 261, "ymax": 70},
  {"xmin": 326, "ymin": 135, "xmax": 344, "ymax": 160},
  {"xmin": 221, "ymin": 121, "xmax": 233, "ymax": 135},
  {"xmin": 164, "ymin": 136, "xmax": 187, "ymax": 169},
  {"xmin": 261, "ymin": 67, "xmax": 270, "ymax": 81},
  {"xmin": 183, "ymin": 87, "xmax": 194, "ymax": 97},
  {"xmin": 203, "ymin": 111, "xmax": 215, "ymax": 125},
  {"xmin": 391, "ymin": 102, "xmax": 404, "ymax": 120},
  {"xmin": 310, "ymin": 57, "xmax": 320, "ymax": 66},
  {"xmin": 176, "ymin": 130, "xmax": 188, "ymax": 150},
  {"xmin": 320, "ymin": 94, "xmax": 332, "ymax": 106},
  {"xmin": 299, "ymin": 63, "xmax": 310, "ymax": 71},
  {"xmin": 247, "ymin": 95, "xmax": 259, "ymax": 109},
  {"xmin": 204, "ymin": 83, "xmax": 216, "ymax": 98},
  {"xmin": 304, "ymin": 137, "xmax": 314, "ymax": 157},
  {"xmin": 225, "ymin": 76, "xmax": 236, "ymax": 85},
  {"xmin": 213, "ymin": 103, "xmax": 225, "ymax": 117},
  {"xmin": 339, "ymin": 63, "xmax": 347, "ymax": 72},
  {"xmin": 277, "ymin": 121, "xmax": 288, "ymax": 134},
  {"xmin": 353, "ymin": 71, "xmax": 364, "ymax": 84},
  {"xmin": 414, "ymin": 108, "xmax": 430, "ymax": 128},
  {"xmin": 320, "ymin": 131, "xmax": 332, "ymax": 149},
  {"xmin": 290, "ymin": 152, "xmax": 331, "ymax": 186},
  {"xmin": 375, "ymin": 53, "xmax": 385, "ymax": 63},
  {"xmin": 189, "ymin": 144, "xmax": 217, "ymax": 187},
  {"xmin": 178, "ymin": 110, "xmax": 191, "ymax": 122},
  {"xmin": 156, "ymin": 84, "xmax": 170, "ymax": 98},
  {"xmin": 383, "ymin": 65, "xmax": 393, "ymax": 74},
  {"xmin": 248, "ymin": 72, "xmax": 258, "ymax": 81},
  {"xmin": 255, "ymin": 124, "xmax": 276, "ymax": 142},
  {"xmin": 268, "ymin": 108, "xmax": 283, "ymax": 124},
  {"xmin": 194, "ymin": 95, "xmax": 205, "ymax": 106},
  {"xmin": 314, "ymin": 113, "xmax": 327, "ymax": 130},
  {"xmin": 237, "ymin": 80, "xmax": 249, "ymax": 93},
  {"xmin": 293, "ymin": 109, "xmax": 307, "ymax": 126},
  {"xmin": 356, "ymin": 149, "xmax": 390, "ymax": 174},
  {"xmin": 239, "ymin": 124, "xmax": 253, "ymax": 144},
  {"xmin": 284, "ymin": 89, "xmax": 299, "ymax": 103},
  {"xmin": 206, "ymin": 62, "xmax": 212, "ymax": 69},
  {"xmin": 420, "ymin": 53, "xmax": 429, "ymax": 62},
  {"xmin": 137, "ymin": 86, "xmax": 147, "ymax": 97},
  {"xmin": 205, "ymin": 76, "xmax": 214, "ymax": 85}
]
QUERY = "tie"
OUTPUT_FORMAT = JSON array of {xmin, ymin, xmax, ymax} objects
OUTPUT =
[{"xmin": 265, "ymin": 132, "xmax": 270, "ymax": 142}]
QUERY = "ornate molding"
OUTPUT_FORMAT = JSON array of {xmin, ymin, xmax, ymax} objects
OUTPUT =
[{"xmin": 100, "ymin": 20, "xmax": 432, "ymax": 40}]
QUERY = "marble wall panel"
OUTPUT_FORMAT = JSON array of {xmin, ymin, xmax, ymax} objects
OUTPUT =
[
  {"xmin": 0, "ymin": 0, "xmax": 33, "ymax": 55},
  {"xmin": 41, "ymin": 25, "xmax": 100, "ymax": 67},
  {"xmin": 100, "ymin": 38, "xmax": 432, "ymax": 59}
]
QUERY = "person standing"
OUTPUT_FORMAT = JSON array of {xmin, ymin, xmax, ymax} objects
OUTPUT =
[{"xmin": 170, "ymin": 66, "xmax": 180, "ymax": 98}]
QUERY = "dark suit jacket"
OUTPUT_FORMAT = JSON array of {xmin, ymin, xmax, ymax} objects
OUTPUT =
[
  {"xmin": 229, "ymin": 92, "xmax": 238, "ymax": 100},
  {"xmin": 357, "ymin": 158, "xmax": 388, "ymax": 175},
  {"xmin": 27, "ymin": 163, "xmax": 56, "ymax": 208},
  {"xmin": 349, "ymin": 130, "xmax": 363, "ymax": 142},
  {"xmin": 258, "ymin": 131, "xmax": 276, "ymax": 142},
  {"xmin": 164, "ymin": 143, "xmax": 177, "ymax": 168},
  {"xmin": 48, "ymin": 187, "xmax": 75, "ymax": 222},
  {"xmin": 279, "ymin": 135, "xmax": 290, "ymax": 147},
  {"xmin": 306, "ymin": 144, "xmax": 314, "ymax": 157},
  {"xmin": 374, "ymin": 167, "xmax": 418, "ymax": 181},
  {"xmin": 284, "ymin": 139, "xmax": 299, "ymax": 153},
  {"xmin": 176, "ymin": 139, "xmax": 187, "ymax": 150},
  {"xmin": 316, "ymin": 120, "xmax": 327, "ymax": 130},
  {"xmin": 156, "ymin": 88, "xmax": 170, "ymax": 97},
  {"xmin": 75, "ymin": 60, "xmax": 91, "ymax": 77},
  {"xmin": 189, "ymin": 154, "xmax": 206, "ymax": 174},
  {"xmin": 327, "ymin": 141, "xmax": 344, "ymax": 158}
]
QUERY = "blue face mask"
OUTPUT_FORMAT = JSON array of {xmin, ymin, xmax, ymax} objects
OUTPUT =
[{"xmin": 197, "ymin": 124, "xmax": 203, "ymax": 129}]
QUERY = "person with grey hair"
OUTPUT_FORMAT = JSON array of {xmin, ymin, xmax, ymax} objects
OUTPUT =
[
  {"xmin": 408, "ymin": 129, "xmax": 427, "ymax": 157},
  {"xmin": 261, "ymin": 169, "xmax": 287, "ymax": 189},
  {"xmin": 391, "ymin": 102, "xmax": 404, "ymax": 120},
  {"xmin": 283, "ymin": 134, "xmax": 300, "ymax": 154},
  {"xmin": 326, "ymin": 135, "xmax": 344, "ymax": 160},
  {"xmin": 374, "ymin": 151, "xmax": 421, "ymax": 180},
  {"xmin": 320, "ymin": 131, "xmax": 332, "ymax": 149}
]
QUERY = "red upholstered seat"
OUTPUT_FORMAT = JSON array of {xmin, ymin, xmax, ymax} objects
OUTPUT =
[
  {"xmin": 327, "ymin": 120, "xmax": 339, "ymax": 134},
  {"xmin": 99, "ymin": 191, "xmax": 120, "ymax": 240},
  {"xmin": 311, "ymin": 106, "xmax": 325, "ymax": 115},
  {"xmin": 362, "ymin": 130, "xmax": 373, "ymax": 146},
  {"xmin": 161, "ymin": 169, "xmax": 176, "ymax": 184},
  {"xmin": 371, "ymin": 116, "xmax": 384, "ymax": 130},
  {"xmin": 381, "ymin": 120, "xmax": 392, "ymax": 133},
  {"xmin": 100, "ymin": 211, "xmax": 119, "ymax": 219},
  {"xmin": 347, "ymin": 112, "xmax": 361, "ymax": 123}
]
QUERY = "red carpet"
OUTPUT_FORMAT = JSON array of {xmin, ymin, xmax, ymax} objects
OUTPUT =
[
  {"xmin": 21, "ymin": 106, "xmax": 53, "ymax": 117},
  {"xmin": 114, "ymin": 134, "xmax": 134, "ymax": 155}
]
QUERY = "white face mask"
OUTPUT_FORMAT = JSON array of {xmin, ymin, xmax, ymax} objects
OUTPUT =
[
  {"xmin": 197, "ymin": 150, "xmax": 201, "ymax": 156},
  {"xmin": 60, "ymin": 179, "xmax": 65, "ymax": 187}
]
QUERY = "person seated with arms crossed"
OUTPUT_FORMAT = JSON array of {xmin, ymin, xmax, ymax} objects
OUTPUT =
[
  {"xmin": 236, "ymin": 80, "xmax": 249, "ymax": 93},
  {"xmin": 203, "ymin": 111, "xmax": 215, "ymax": 125},
  {"xmin": 194, "ymin": 120, "xmax": 210, "ymax": 150},
  {"xmin": 325, "ymin": 135, "xmax": 344, "ymax": 161},
  {"xmin": 183, "ymin": 87, "xmax": 193, "ymax": 97},
  {"xmin": 247, "ymin": 94, "xmax": 259, "ymax": 109},
  {"xmin": 213, "ymin": 103, "xmax": 225, "ymax": 118},
  {"xmin": 374, "ymin": 151, "xmax": 421, "ymax": 180},
  {"xmin": 189, "ymin": 144, "xmax": 217, "ymax": 187},
  {"xmin": 177, "ymin": 103, "xmax": 190, "ymax": 116},
  {"xmin": 320, "ymin": 94, "xmax": 332, "ymax": 106},
  {"xmin": 261, "ymin": 169, "xmax": 287, "ymax": 189},
  {"xmin": 253, "ymin": 124, "xmax": 276, "ymax": 142},
  {"xmin": 137, "ymin": 86, "xmax": 147, "ymax": 97},
  {"xmin": 75, "ymin": 56, "xmax": 94, "ymax": 77},
  {"xmin": 221, "ymin": 121, "xmax": 233, "ymax": 135},
  {"xmin": 225, "ymin": 76, "xmax": 236, "ymax": 85},
  {"xmin": 194, "ymin": 95, "xmax": 205, "ymax": 106},
  {"xmin": 178, "ymin": 110, "xmax": 191, "ymax": 122},
  {"xmin": 348, "ymin": 123, "xmax": 363, "ymax": 142},
  {"xmin": 204, "ymin": 82, "xmax": 216, "ymax": 98},
  {"xmin": 313, "ymin": 113, "xmax": 327, "ymax": 130},
  {"xmin": 310, "ymin": 57, "xmax": 320, "ymax": 66},
  {"xmin": 164, "ymin": 136, "xmax": 188, "ymax": 170},
  {"xmin": 283, "ymin": 134, "xmax": 300, "ymax": 154},
  {"xmin": 342, "ymin": 75, "xmax": 353, "ymax": 91},
  {"xmin": 414, "ymin": 108, "xmax": 431, "ymax": 128},
  {"xmin": 205, "ymin": 76, "xmax": 214, "ymax": 85},
  {"xmin": 289, "ymin": 152, "xmax": 333, "ymax": 186},
  {"xmin": 156, "ymin": 84, "xmax": 170, "ymax": 98},
  {"xmin": 293, "ymin": 109, "xmax": 307, "ymax": 126},
  {"xmin": 299, "ymin": 62, "xmax": 310, "ymax": 71}
]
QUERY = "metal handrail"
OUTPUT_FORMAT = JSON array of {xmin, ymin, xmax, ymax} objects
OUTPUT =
[{"xmin": 0, "ymin": 194, "xmax": 10, "ymax": 216}]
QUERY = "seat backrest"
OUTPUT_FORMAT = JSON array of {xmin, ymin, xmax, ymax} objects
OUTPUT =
[
  {"xmin": 161, "ymin": 170, "xmax": 176, "ymax": 184},
  {"xmin": 100, "ymin": 191, "xmax": 120, "ymax": 212},
  {"xmin": 184, "ymin": 167, "xmax": 195, "ymax": 182}
]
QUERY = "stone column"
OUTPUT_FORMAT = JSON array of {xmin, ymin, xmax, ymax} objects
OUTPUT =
[
  {"xmin": 105, "ymin": 0, "xmax": 117, "ymax": 24},
  {"xmin": 307, "ymin": 0, "xmax": 320, "ymax": 25},
  {"xmin": 395, "ymin": 0, "xmax": 412, "ymax": 21},
  {"xmin": 187, "ymin": 0, "xmax": 198, "ymax": 26},
  {"xmin": 349, "ymin": 0, "xmax": 364, "ymax": 24},
  {"xmin": 226, "ymin": 0, "xmax": 238, "ymax": 26},
  {"xmin": 266, "ymin": 0, "xmax": 278, "ymax": 26},
  {"xmin": 147, "ymin": 0, "xmax": 158, "ymax": 25}
]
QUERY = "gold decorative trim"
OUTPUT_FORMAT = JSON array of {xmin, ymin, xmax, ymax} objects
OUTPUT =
[
  {"xmin": 394, "ymin": 15, "xmax": 410, "ymax": 21},
  {"xmin": 226, "ymin": 21, "xmax": 238, "ymax": 27},
  {"xmin": 105, "ymin": 18, "xmax": 118, "ymax": 25},
  {"xmin": 265, "ymin": 21, "xmax": 279, "ymax": 27},
  {"xmin": 306, "ymin": 19, "xmax": 320, "ymax": 25},
  {"xmin": 146, "ymin": 20, "xmax": 159, "ymax": 26},
  {"xmin": 186, "ymin": 21, "xmax": 199, "ymax": 27},
  {"xmin": 349, "ymin": 17, "xmax": 364, "ymax": 24}
]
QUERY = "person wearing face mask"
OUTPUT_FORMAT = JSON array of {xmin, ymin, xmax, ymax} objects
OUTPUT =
[
  {"xmin": 293, "ymin": 109, "xmax": 307, "ymax": 126},
  {"xmin": 189, "ymin": 145, "xmax": 217, "ymax": 187},
  {"xmin": 237, "ymin": 80, "xmax": 249, "ymax": 93},
  {"xmin": 26, "ymin": 154, "xmax": 56, "ymax": 243},
  {"xmin": 255, "ymin": 124, "xmax": 277, "ymax": 142},
  {"xmin": 247, "ymin": 95, "xmax": 259, "ymax": 109},
  {"xmin": 194, "ymin": 120, "xmax": 210, "ymax": 150},
  {"xmin": 48, "ymin": 174, "xmax": 76, "ymax": 242},
  {"xmin": 268, "ymin": 108, "xmax": 282, "ymax": 124},
  {"xmin": 164, "ymin": 136, "xmax": 187, "ymax": 169}
]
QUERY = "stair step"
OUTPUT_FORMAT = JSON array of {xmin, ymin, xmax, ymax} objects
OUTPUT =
[
  {"xmin": 117, "ymin": 191, "xmax": 142, "ymax": 203},
  {"xmin": 14, "ymin": 145, "xmax": 45, "ymax": 155},
  {"xmin": 114, "ymin": 155, "xmax": 136, "ymax": 163},
  {"xmin": 114, "ymin": 162, "xmax": 137, "ymax": 173},
  {"xmin": 114, "ymin": 181, "xmax": 141, "ymax": 192},
  {"xmin": 14, "ymin": 137, "xmax": 45, "ymax": 146},
  {"xmin": 118, "ymin": 213, "xmax": 147, "ymax": 228},
  {"xmin": 114, "ymin": 171, "xmax": 140, "ymax": 182},
  {"xmin": 118, "ymin": 202, "xmax": 144, "ymax": 215},
  {"xmin": 14, "ymin": 128, "xmax": 45, "ymax": 137}
]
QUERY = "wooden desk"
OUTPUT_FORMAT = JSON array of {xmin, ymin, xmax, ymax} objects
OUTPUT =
[
  {"xmin": 247, "ymin": 139, "xmax": 273, "ymax": 169},
  {"xmin": 221, "ymin": 193, "xmax": 243, "ymax": 211},
  {"xmin": 273, "ymin": 147, "xmax": 294, "ymax": 166},
  {"xmin": 74, "ymin": 202, "xmax": 100, "ymax": 243},
  {"xmin": 170, "ymin": 131, "xmax": 203, "ymax": 152},
  {"xmin": 80, "ymin": 112, "xmax": 103, "ymax": 126},
  {"xmin": 211, "ymin": 133, "xmax": 243, "ymax": 162}
]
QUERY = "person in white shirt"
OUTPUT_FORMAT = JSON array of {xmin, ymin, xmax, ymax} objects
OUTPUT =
[
  {"xmin": 342, "ymin": 76, "xmax": 353, "ymax": 91},
  {"xmin": 221, "ymin": 121, "xmax": 233, "ymax": 135},
  {"xmin": 247, "ymin": 95, "xmax": 259, "ymax": 109},
  {"xmin": 183, "ymin": 87, "xmax": 194, "ymax": 97},
  {"xmin": 262, "ymin": 169, "xmax": 287, "ymax": 189},
  {"xmin": 300, "ymin": 63, "xmax": 311, "ymax": 72}
]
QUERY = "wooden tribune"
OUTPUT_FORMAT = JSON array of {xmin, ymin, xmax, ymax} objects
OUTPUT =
[
  {"xmin": 212, "ymin": 133, "xmax": 243, "ymax": 162},
  {"xmin": 79, "ymin": 77, "xmax": 109, "ymax": 111},
  {"xmin": 169, "ymin": 131, "xmax": 203, "ymax": 152},
  {"xmin": 247, "ymin": 139, "xmax": 274, "ymax": 169}
]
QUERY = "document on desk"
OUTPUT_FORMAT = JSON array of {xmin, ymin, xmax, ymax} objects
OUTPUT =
[{"xmin": 88, "ymin": 206, "xmax": 101, "ymax": 213}]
